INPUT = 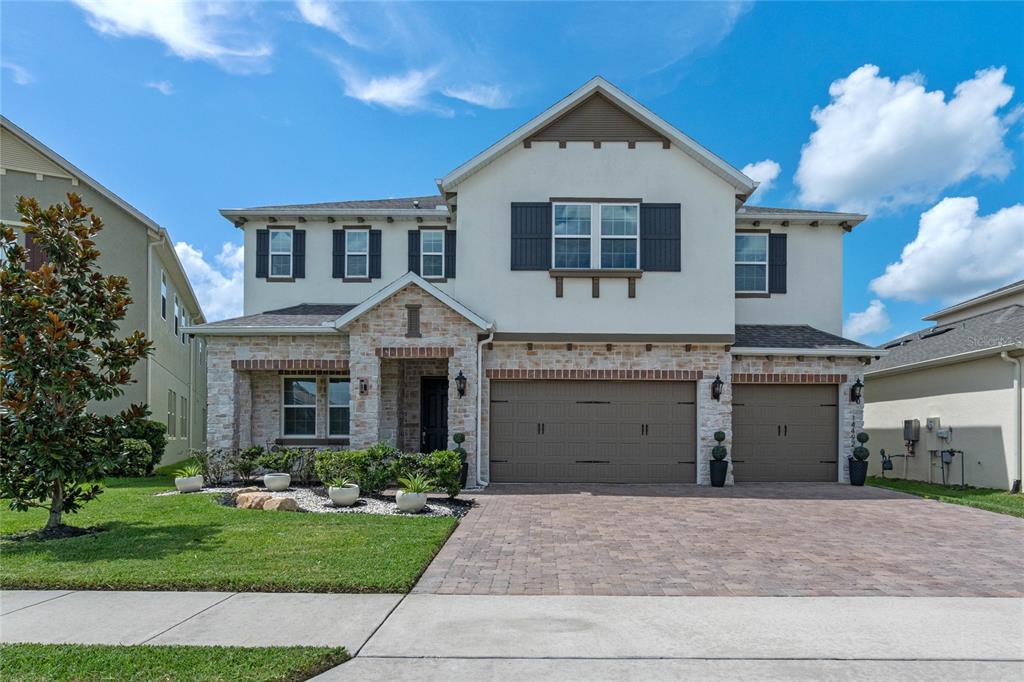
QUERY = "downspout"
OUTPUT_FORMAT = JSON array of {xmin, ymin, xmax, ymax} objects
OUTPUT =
[
  {"xmin": 1000, "ymin": 349, "xmax": 1023, "ymax": 493},
  {"xmin": 146, "ymin": 239, "xmax": 157, "ymax": 414},
  {"xmin": 476, "ymin": 329, "xmax": 495, "ymax": 487}
]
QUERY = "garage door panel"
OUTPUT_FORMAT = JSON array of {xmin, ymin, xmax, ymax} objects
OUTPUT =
[{"xmin": 489, "ymin": 380, "xmax": 696, "ymax": 483}]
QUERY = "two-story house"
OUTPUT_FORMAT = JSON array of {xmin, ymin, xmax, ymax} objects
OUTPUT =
[
  {"xmin": 191, "ymin": 77, "xmax": 878, "ymax": 486},
  {"xmin": 1, "ymin": 116, "xmax": 207, "ymax": 463}
]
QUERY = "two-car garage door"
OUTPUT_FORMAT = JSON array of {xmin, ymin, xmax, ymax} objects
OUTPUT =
[{"xmin": 489, "ymin": 380, "xmax": 696, "ymax": 483}]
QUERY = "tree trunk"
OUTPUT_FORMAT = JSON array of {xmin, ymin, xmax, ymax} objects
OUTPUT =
[{"xmin": 45, "ymin": 478, "xmax": 64, "ymax": 530}]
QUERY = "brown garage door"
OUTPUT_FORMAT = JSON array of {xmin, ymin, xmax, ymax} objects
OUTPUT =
[
  {"xmin": 732, "ymin": 384, "xmax": 838, "ymax": 482},
  {"xmin": 489, "ymin": 380, "xmax": 696, "ymax": 483}
]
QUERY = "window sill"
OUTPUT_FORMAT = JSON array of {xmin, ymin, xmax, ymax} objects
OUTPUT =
[
  {"xmin": 275, "ymin": 437, "xmax": 350, "ymax": 446},
  {"xmin": 342, "ymin": 277, "xmax": 371, "ymax": 283},
  {"xmin": 267, "ymin": 277, "xmax": 295, "ymax": 283},
  {"xmin": 423, "ymin": 276, "xmax": 448, "ymax": 283},
  {"xmin": 736, "ymin": 292, "xmax": 770, "ymax": 298},
  {"xmin": 548, "ymin": 269, "xmax": 643, "ymax": 279}
]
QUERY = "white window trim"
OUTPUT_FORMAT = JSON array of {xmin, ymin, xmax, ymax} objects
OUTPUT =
[
  {"xmin": 173, "ymin": 295, "xmax": 180, "ymax": 335},
  {"xmin": 598, "ymin": 203, "xmax": 640, "ymax": 270},
  {"xmin": 167, "ymin": 389, "xmax": 177, "ymax": 438},
  {"xmin": 551, "ymin": 202, "xmax": 641, "ymax": 270},
  {"xmin": 181, "ymin": 312, "xmax": 188, "ymax": 344},
  {"xmin": 281, "ymin": 375, "xmax": 318, "ymax": 438},
  {"xmin": 180, "ymin": 395, "xmax": 188, "ymax": 441},
  {"xmin": 345, "ymin": 229, "xmax": 369, "ymax": 278},
  {"xmin": 420, "ymin": 228, "xmax": 445, "ymax": 279},
  {"xmin": 269, "ymin": 228, "xmax": 293, "ymax": 279},
  {"xmin": 735, "ymin": 233, "xmax": 769, "ymax": 294},
  {"xmin": 160, "ymin": 272, "xmax": 167, "ymax": 320},
  {"xmin": 328, "ymin": 377, "xmax": 351, "ymax": 437}
]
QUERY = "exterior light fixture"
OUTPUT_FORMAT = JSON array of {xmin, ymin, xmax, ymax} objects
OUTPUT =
[
  {"xmin": 455, "ymin": 370, "xmax": 467, "ymax": 398},
  {"xmin": 359, "ymin": 378, "xmax": 368, "ymax": 396},
  {"xmin": 850, "ymin": 378, "xmax": 864, "ymax": 404},
  {"xmin": 711, "ymin": 375, "xmax": 724, "ymax": 401}
]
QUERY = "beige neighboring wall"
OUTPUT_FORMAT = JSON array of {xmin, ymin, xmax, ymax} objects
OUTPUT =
[{"xmin": 864, "ymin": 355, "xmax": 1020, "ymax": 490}]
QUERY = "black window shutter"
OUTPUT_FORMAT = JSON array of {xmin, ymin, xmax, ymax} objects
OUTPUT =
[
  {"xmin": 293, "ymin": 229, "xmax": 306, "ymax": 278},
  {"xmin": 769, "ymin": 233, "xmax": 787, "ymax": 293},
  {"xmin": 510, "ymin": 202, "xmax": 552, "ymax": 270},
  {"xmin": 408, "ymin": 230, "xmax": 421, "ymax": 274},
  {"xmin": 369, "ymin": 229, "xmax": 382, "ymax": 278},
  {"xmin": 444, "ymin": 230, "xmax": 457, "ymax": 278},
  {"xmin": 255, "ymin": 229, "xmax": 269, "ymax": 278},
  {"xmin": 639, "ymin": 203, "xmax": 681, "ymax": 272},
  {"xmin": 332, "ymin": 230, "xmax": 345, "ymax": 278}
]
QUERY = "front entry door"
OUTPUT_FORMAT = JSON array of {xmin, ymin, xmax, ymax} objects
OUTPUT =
[{"xmin": 420, "ymin": 376, "xmax": 449, "ymax": 452}]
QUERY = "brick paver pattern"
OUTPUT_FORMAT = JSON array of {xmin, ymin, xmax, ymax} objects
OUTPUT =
[{"xmin": 414, "ymin": 483, "xmax": 1024, "ymax": 597}]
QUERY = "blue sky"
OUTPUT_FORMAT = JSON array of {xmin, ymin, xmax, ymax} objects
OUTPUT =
[{"xmin": 2, "ymin": 1, "xmax": 1022, "ymax": 334}]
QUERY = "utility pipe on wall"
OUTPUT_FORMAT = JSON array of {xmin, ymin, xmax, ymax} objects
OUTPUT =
[
  {"xmin": 476, "ymin": 330, "xmax": 495, "ymax": 488},
  {"xmin": 1000, "ymin": 349, "xmax": 1023, "ymax": 493}
]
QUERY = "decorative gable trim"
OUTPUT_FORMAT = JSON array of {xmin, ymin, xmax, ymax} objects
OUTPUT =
[
  {"xmin": 330, "ymin": 271, "xmax": 493, "ymax": 331},
  {"xmin": 526, "ymin": 92, "xmax": 668, "ymax": 146}
]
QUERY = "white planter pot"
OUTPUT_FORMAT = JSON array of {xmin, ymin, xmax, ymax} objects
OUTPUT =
[
  {"xmin": 328, "ymin": 484, "xmax": 359, "ymax": 507},
  {"xmin": 263, "ymin": 473, "xmax": 291, "ymax": 492},
  {"xmin": 174, "ymin": 475, "xmax": 203, "ymax": 493},
  {"xmin": 396, "ymin": 490, "xmax": 428, "ymax": 514}
]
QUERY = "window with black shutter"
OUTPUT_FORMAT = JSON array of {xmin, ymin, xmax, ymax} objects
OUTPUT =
[{"xmin": 510, "ymin": 202, "xmax": 552, "ymax": 270}]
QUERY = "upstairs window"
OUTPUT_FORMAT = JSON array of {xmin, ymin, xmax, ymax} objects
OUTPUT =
[
  {"xmin": 328, "ymin": 378, "xmax": 351, "ymax": 436},
  {"xmin": 180, "ymin": 396, "xmax": 188, "ymax": 440},
  {"xmin": 421, "ymin": 229, "xmax": 445, "ymax": 278},
  {"xmin": 282, "ymin": 377, "xmax": 316, "ymax": 437},
  {"xmin": 553, "ymin": 203, "xmax": 592, "ymax": 268},
  {"xmin": 167, "ymin": 389, "xmax": 177, "ymax": 437},
  {"xmin": 160, "ymin": 272, "xmax": 167, "ymax": 319},
  {"xmin": 269, "ymin": 229, "xmax": 293, "ymax": 278},
  {"xmin": 599, "ymin": 204, "xmax": 638, "ymax": 269},
  {"xmin": 173, "ymin": 295, "xmax": 180, "ymax": 335},
  {"xmin": 181, "ymin": 313, "xmax": 189, "ymax": 344},
  {"xmin": 346, "ymin": 229, "xmax": 369, "ymax": 278},
  {"xmin": 735, "ymin": 234, "xmax": 768, "ymax": 293}
]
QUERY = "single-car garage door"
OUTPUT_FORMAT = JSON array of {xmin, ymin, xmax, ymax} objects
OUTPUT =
[
  {"xmin": 732, "ymin": 384, "xmax": 838, "ymax": 482},
  {"xmin": 489, "ymin": 380, "xmax": 696, "ymax": 483}
]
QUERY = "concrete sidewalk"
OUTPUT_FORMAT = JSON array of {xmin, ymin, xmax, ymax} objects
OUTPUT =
[{"xmin": 0, "ymin": 590, "xmax": 401, "ymax": 651}]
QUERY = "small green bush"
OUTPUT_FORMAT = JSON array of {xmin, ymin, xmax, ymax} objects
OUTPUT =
[
  {"xmin": 711, "ymin": 445, "xmax": 728, "ymax": 461},
  {"xmin": 314, "ymin": 444, "xmax": 396, "ymax": 495},
  {"xmin": 109, "ymin": 438, "xmax": 153, "ymax": 477},
  {"xmin": 419, "ymin": 450, "xmax": 462, "ymax": 498},
  {"xmin": 233, "ymin": 446, "xmax": 263, "ymax": 482},
  {"xmin": 257, "ymin": 448, "xmax": 299, "ymax": 474},
  {"xmin": 122, "ymin": 418, "xmax": 167, "ymax": 474},
  {"xmin": 314, "ymin": 450, "xmax": 352, "ymax": 485}
]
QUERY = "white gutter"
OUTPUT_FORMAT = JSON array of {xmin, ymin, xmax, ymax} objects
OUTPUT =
[
  {"xmin": 730, "ymin": 347, "xmax": 883, "ymax": 358},
  {"xmin": 1000, "ymin": 349, "xmax": 1023, "ymax": 493},
  {"xmin": 183, "ymin": 325, "xmax": 337, "ymax": 336},
  {"xmin": 866, "ymin": 344, "xmax": 1022, "ymax": 379},
  {"xmin": 476, "ymin": 331, "xmax": 495, "ymax": 488}
]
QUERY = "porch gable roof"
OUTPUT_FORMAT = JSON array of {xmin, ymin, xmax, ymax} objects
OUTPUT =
[{"xmin": 330, "ymin": 271, "xmax": 494, "ymax": 332}]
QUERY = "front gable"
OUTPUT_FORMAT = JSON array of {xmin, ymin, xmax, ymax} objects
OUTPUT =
[{"xmin": 526, "ymin": 92, "xmax": 668, "ymax": 147}]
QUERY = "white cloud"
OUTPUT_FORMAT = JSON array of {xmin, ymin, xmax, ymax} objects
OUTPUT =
[
  {"xmin": 174, "ymin": 241, "xmax": 244, "ymax": 321},
  {"xmin": 795, "ymin": 65, "xmax": 1016, "ymax": 213},
  {"xmin": 294, "ymin": 0, "xmax": 368, "ymax": 48},
  {"xmin": 741, "ymin": 159, "xmax": 781, "ymax": 201},
  {"xmin": 72, "ymin": 0, "xmax": 271, "ymax": 72},
  {"xmin": 442, "ymin": 84, "xmax": 510, "ymax": 109},
  {"xmin": 328, "ymin": 59, "xmax": 451, "ymax": 114},
  {"xmin": 843, "ymin": 299, "xmax": 891, "ymax": 340},
  {"xmin": 144, "ymin": 79, "xmax": 175, "ymax": 95},
  {"xmin": 870, "ymin": 197, "xmax": 1024, "ymax": 303},
  {"xmin": 1, "ymin": 60, "xmax": 33, "ymax": 85}
]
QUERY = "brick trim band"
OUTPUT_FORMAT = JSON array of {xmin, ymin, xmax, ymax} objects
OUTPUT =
[
  {"xmin": 376, "ymin": 346, "xmax": 454, "ymax": 358},
  {"xmin": 732, "ymin": 373, "xmax": 848, "ymax": 384},
  {"xmin": 231, "ymin": 359, "xmax": 349, "ymax": 371},
  {"xmin": 486, "ymin": 369, "xmax": 703, "ymax": 381}
]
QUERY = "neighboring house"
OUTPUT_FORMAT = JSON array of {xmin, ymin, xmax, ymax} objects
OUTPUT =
[
  {"xmin": 190, "ymin": 77, "xmax": 879, "ymax": 486},
  {"xmin": 1, "ymin": 116, "xmax": 207, "ymax": 463},
  {"xmin": 864, "ymin": 280, "xmax": 1024, "ymax": 492}
]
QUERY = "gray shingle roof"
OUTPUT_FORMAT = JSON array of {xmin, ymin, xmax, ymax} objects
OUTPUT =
[
  {"xmin": 246, "ymin": 195, "xmax": 447, "ymax": 211},
  {"xmin": 733, "ymin": 325, "xmax": 868, "ymax": 350},
  {"xmin": 870, "ymin": 305, "xmax": 1024, "ymax": 372},
  {"xmin": 198, "ymin": 303, "xmax": 356, "ymax": 329},
  {"xmin": 738, "ymin": 205, "xmax": 865, "ymax": 218}
]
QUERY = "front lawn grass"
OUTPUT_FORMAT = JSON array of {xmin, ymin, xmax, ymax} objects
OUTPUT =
[
  {"xmin": 0, "ymin": 474, "xmax": 456, "ymax": 592},
  {"xmin": 868, "ymin": 476, "xmax": 1024, "ymax": 518},
  {"xmin": 0, "ymin": 643, "xmax": 348, "ymax": 682}
]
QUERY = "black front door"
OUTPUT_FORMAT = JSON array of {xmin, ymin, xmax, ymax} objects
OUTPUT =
[{"xmin": 420, "ymin": 376, "xmax": 449, "ymax": 452}]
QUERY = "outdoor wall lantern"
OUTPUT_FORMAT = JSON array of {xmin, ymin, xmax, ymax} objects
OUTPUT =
[
  {"xmin": 359, "ymin": 378, "xmax": 369, "ymax": 396},
  {"xmin": 711, "ymin": 375, "xmax": 724, "ymax": 401},
  {"xmin": 850, "ymin": 378, "xmax": 864, "ymax": 404},
  {"xmin": 455, "ymin": 370, "xmax": 468, "ymax": 398}
]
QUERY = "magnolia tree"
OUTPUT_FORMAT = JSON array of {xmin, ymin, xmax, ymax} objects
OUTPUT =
[{"xmin": 0, "ymin": 194, "xmax": 152, "ymax": 531}]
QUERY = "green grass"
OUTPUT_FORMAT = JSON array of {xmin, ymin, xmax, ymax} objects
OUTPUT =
[
  {"xmin": 868, "ymin": 476, "xmax": 1024, "ymax": 518},
  {"xmin": 0, "ymin": 643, "xmax": 348, "ymax": 682},
  {"xmin": 0, "ymin": 474, "xmax": 457, "ymax": 592}
]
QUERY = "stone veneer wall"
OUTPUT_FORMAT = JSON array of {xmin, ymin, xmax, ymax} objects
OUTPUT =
[
  {"xmin": 481, "ymin": 343, "xmax": 731, "ymax": 485},
  {"xmin": 346, "ymin": 285, "xmax": 482, "ymax": 478},
  {"xmin": 206, "ymin": 335, "xmax": 350, "ymax": 449},
  {"xmin": 731, "ymin": 355, "xmax": 867, "ymax": 482}
]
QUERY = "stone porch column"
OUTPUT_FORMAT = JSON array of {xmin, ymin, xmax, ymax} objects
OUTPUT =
[
  {"xmin": 448, "ymin": 343, "xmax": 479, "ymax": 483},
  {"xmin": 349, "ymin": 334, "xmax": 382, "ymax": 449}
]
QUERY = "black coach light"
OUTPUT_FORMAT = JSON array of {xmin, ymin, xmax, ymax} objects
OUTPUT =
[
  {"xmin": 455, "ymin": 370, "xmax": 468, "ymax": 398},
  {"xmin": 850, "ymin": 378, "xmax": 864, "ymax": 404},
  {"xmin": 711, "ymin": 374, "xmax": 724, "ymax": 402}
]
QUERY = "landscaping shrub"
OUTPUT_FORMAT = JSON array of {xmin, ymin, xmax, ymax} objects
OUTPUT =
[
  {"xmin": 191, "ymin": 448, "xmax": 231, "ymax": 485},
  {"xmin": 391, "ymin": 450, "xmax": 463, "ymax": 498},
  {"xmin": 233, "ymin": 446, "xmax": 264, "ymax": 483},
  {"xmin": 123, "ymin": 418, "xmax": 167, "ymax": 474},
  {"xmin": 313, "ymin": 443, "xmax": 397, "ymax": 494},
  {"xmin": 108, "ymin": 439, "xmax": 152, "ymax": 477},
  {"xmin": 256, "ymin": 448, "xmax": 298, "ymax": 475}
]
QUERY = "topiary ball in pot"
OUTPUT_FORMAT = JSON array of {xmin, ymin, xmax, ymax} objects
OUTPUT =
[
  {"xmin": 712, "ymin": 445, "xmax": 728, "ymax": 461},
  {"xmin": 714, "ymin": 430, "xmax": 726, "ymax": 443},
  {"xmin": 849, "ymin": 432, "xmax": 871, "ymax": 486},
  {"xmin": 852, "ymin": 446, "xmax": 870, "ymax": 461}
]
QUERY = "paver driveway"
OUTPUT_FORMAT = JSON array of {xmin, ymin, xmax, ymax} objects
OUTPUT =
[{"xmin": 415, "ymin": 483, "xmax": 1024, "ymax": 596}]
